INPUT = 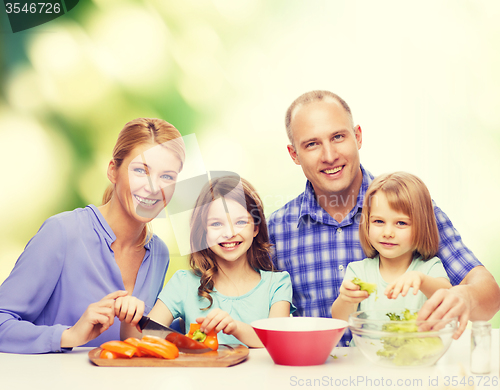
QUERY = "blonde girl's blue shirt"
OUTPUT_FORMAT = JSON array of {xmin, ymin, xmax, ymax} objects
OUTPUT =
[
  {"xmin": 158, "ymin": 269, "xmax": 295, "ymax": 345},
  {"xmin": 344, "ymin": 255, "xmax": 450, "ymax": 314}
]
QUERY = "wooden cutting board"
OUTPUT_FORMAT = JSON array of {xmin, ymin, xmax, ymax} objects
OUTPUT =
[{"xmin": 88, "ymin": 344, "xmax": 249, "ymax": 367}]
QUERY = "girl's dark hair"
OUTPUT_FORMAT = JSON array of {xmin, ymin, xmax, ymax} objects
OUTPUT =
[{"xmin": 188, "ymin": 176, "xmax": 273, "ymax": 309}]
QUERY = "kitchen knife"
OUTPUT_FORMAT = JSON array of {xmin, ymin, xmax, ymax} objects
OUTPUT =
[{"xmin": 138, "ymin": 316, "xmax": 212, "ymax": 354}]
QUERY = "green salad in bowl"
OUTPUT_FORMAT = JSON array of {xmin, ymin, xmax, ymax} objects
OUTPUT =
[{"xmin": 348, "ymin": 309, "xmax": 457, "ymax": 368}]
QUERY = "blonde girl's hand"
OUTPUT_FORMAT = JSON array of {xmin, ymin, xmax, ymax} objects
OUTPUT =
[
  {"xmin": 114, "ymin": 295, "xmax": 145, "ymax": 332},
  {"xmin": 385, "ymin": 271, "xmax": 425, "ymax": 299},
  {"xmin": 61, "ymin": 290, "xmax": 128, "ymax": 348},
  {"xmin": 196, "ymin": 308, "xmax": 237, "ymax": 336},
  {"xmin": 339, "ymin": 279, "xmax": 369, "ymax": 304}
]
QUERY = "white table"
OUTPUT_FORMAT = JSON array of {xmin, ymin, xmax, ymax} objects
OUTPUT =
[{"xmin": 2, "ymin": 329, "xmax": 498, "ymax": 390}]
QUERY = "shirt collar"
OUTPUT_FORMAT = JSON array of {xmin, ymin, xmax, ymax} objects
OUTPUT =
[
  {"xmin": 355, "ymin": 164, "xmax": 374, "ymax": 213},
  {"xmin": 88, "ymin": 204, "xmax": 116, "ymax": 246},
  {"xmin": 87, "ymin": 204, "xmax": 153, "ymax": 250},
  {"xmin": 298, "ymin": 164, "xmax": 374, "ymax": 227}
]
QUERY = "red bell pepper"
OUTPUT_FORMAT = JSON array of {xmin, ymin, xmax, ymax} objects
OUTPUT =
[{"xmin": 186, "ymin": 323, "xmax": 218, "ymax": 351}]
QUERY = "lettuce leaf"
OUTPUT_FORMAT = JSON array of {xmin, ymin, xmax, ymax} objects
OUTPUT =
[
  {"xmin": 376, "ymin": 309, "xmax": 444, "ymax": 366},
  {"xmin": 351, "ymin": 277, "xmax": 377, "ymax": 295}
]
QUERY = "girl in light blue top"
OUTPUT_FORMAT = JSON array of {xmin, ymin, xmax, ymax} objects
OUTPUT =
[
  {"xmin": 331, "ymin": 172, "xmax": 451, "ymax": 322},
  {"xmin": 124, "ymin": 176, "xmax": 294, "ymax": 347}
]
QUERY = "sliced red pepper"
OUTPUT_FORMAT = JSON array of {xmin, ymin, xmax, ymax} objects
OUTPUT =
[
  {"xmin": 99, "ymin": 349, "xmax": 127, "ymax": 359},
  {"xmin": 186, "ymin": 323, "xmax": 218, "ymax": 351},
  {"xmin": 135, "ymin": 339, "xmax": 179, "ymax": 359},
  {"xmin": 141, "ymin": 335, "xmax": 179, "ymax": 358},
  {"xmin": 123, "ymin": 337, "xmax": 147, "ymax": 357},
  {"xmin": 99, "ymin": 340, "xmax": 137, "ymax": 358}
]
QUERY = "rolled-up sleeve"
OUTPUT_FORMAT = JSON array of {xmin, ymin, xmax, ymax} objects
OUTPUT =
[{"xmin": 434, "ymin": 203, "xmax": 482, "ymax": 285}]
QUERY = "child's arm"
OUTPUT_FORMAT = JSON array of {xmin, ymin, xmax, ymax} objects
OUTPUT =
[
  {"xmin": 385, "ymin": 271, "xmax": 451, "ymax": 300},
  {"xmin": 196, "ymin": 302, "xmax": 291, "ymax": 348},
  {"xmin": 225, "ymin": 320, "xmax": 264, "ymax": 348},
  {"xmin": 268, "ymin": 300, "xmax": 291, "ymax": 317},
  {"xmin": 331, "ymin": 279, "xmax": 369, "ymax": 321},
  {"xmin": 119, "ymin": 299, "xmax": 174, "ymax": 340},
  {"xmin": 196, "ymin": 309, "xmax": 262, "ymax": 348},
  {"xmin": 231, "ymin": 301, "xmax": 290, "ymax": 347}
]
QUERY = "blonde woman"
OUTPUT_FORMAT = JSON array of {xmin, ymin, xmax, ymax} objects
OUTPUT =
[{"xmin": 0, "ymin": 118, "xmax": 184, "ymax": 353}]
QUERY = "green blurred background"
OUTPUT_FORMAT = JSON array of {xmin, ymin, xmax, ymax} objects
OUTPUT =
[{"xmin": 1, "ymin": 0, "xmax": 499, "ymax": 327}]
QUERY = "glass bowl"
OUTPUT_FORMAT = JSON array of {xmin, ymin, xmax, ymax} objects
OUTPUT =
[{"xmin": 348, "ymin": 310, "xmax": 457, "ymax": 368}]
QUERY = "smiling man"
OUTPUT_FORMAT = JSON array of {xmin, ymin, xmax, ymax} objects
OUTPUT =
[
  {"xmin": 268, "ymin": 90, "xmax": 500, "ymax": 346},
  {"xmin": 286, "ymin": 94, "xmax": 362, "ymax": 223}
]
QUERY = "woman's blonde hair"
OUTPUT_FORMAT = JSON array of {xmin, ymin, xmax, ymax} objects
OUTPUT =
[
  {"xmin": 359, "ymin": 172, "xmax": 439, "ymax": 260},
  {"xmin": 188, "ymin": 176, "xmax": 274, "ymax": 309},
  {"xmin": 102, "ymin": 118, "xmax": 185, "ymax": 245}
]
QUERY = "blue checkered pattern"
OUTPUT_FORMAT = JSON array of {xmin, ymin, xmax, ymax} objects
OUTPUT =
[{"xmin": 268, "ymin": 165, "xmax": 482, "ymax": 346}]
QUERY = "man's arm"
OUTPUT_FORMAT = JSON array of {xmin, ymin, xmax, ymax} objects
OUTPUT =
[
  {"xmin": 421, "ymin": 203, "xmax": 500, "ymax": 338},
  {"xmin": 417, "ymin": 266, "xmax": 500, "ymax": 339},
  {"xmin": 461, "ymin": 266, "xmax": 500, "ymax": 320}
]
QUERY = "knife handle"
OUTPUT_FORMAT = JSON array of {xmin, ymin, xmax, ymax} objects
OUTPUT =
[{"xmin": 138, "ymin": 316, "xmax": 150, "ymax": 330}]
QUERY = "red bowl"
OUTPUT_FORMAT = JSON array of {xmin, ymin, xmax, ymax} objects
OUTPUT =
[{"xmin": 251, "ymin": 317, "xmax": 347, "ymax": 366}]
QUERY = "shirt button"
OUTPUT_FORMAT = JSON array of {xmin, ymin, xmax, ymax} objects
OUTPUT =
[
  {"xmin": 338, "ymin": 265, "xmax": 344, "ymax": 271},
  {"xmin": 345, "ymin": 340, "xmax": 350, "ymax": 346},
  {"xmin": 337, "ymin": 227, "xmax": 342, "ymax": 233}
]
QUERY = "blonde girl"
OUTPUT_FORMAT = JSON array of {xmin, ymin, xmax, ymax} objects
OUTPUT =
[{"xmin": 331, "ymin": 172, "xmax": 451, "ymax": 321}]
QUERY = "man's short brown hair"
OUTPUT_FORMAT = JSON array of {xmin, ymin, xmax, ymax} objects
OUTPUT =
[{"xmin": 285, "ymin": 90, "xmax": 353, "ymax": 145}]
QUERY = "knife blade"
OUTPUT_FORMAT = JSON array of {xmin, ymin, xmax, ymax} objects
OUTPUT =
[{"xmin": 138, "ymin": 316, "xmax": 212, "ymax": 354}]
